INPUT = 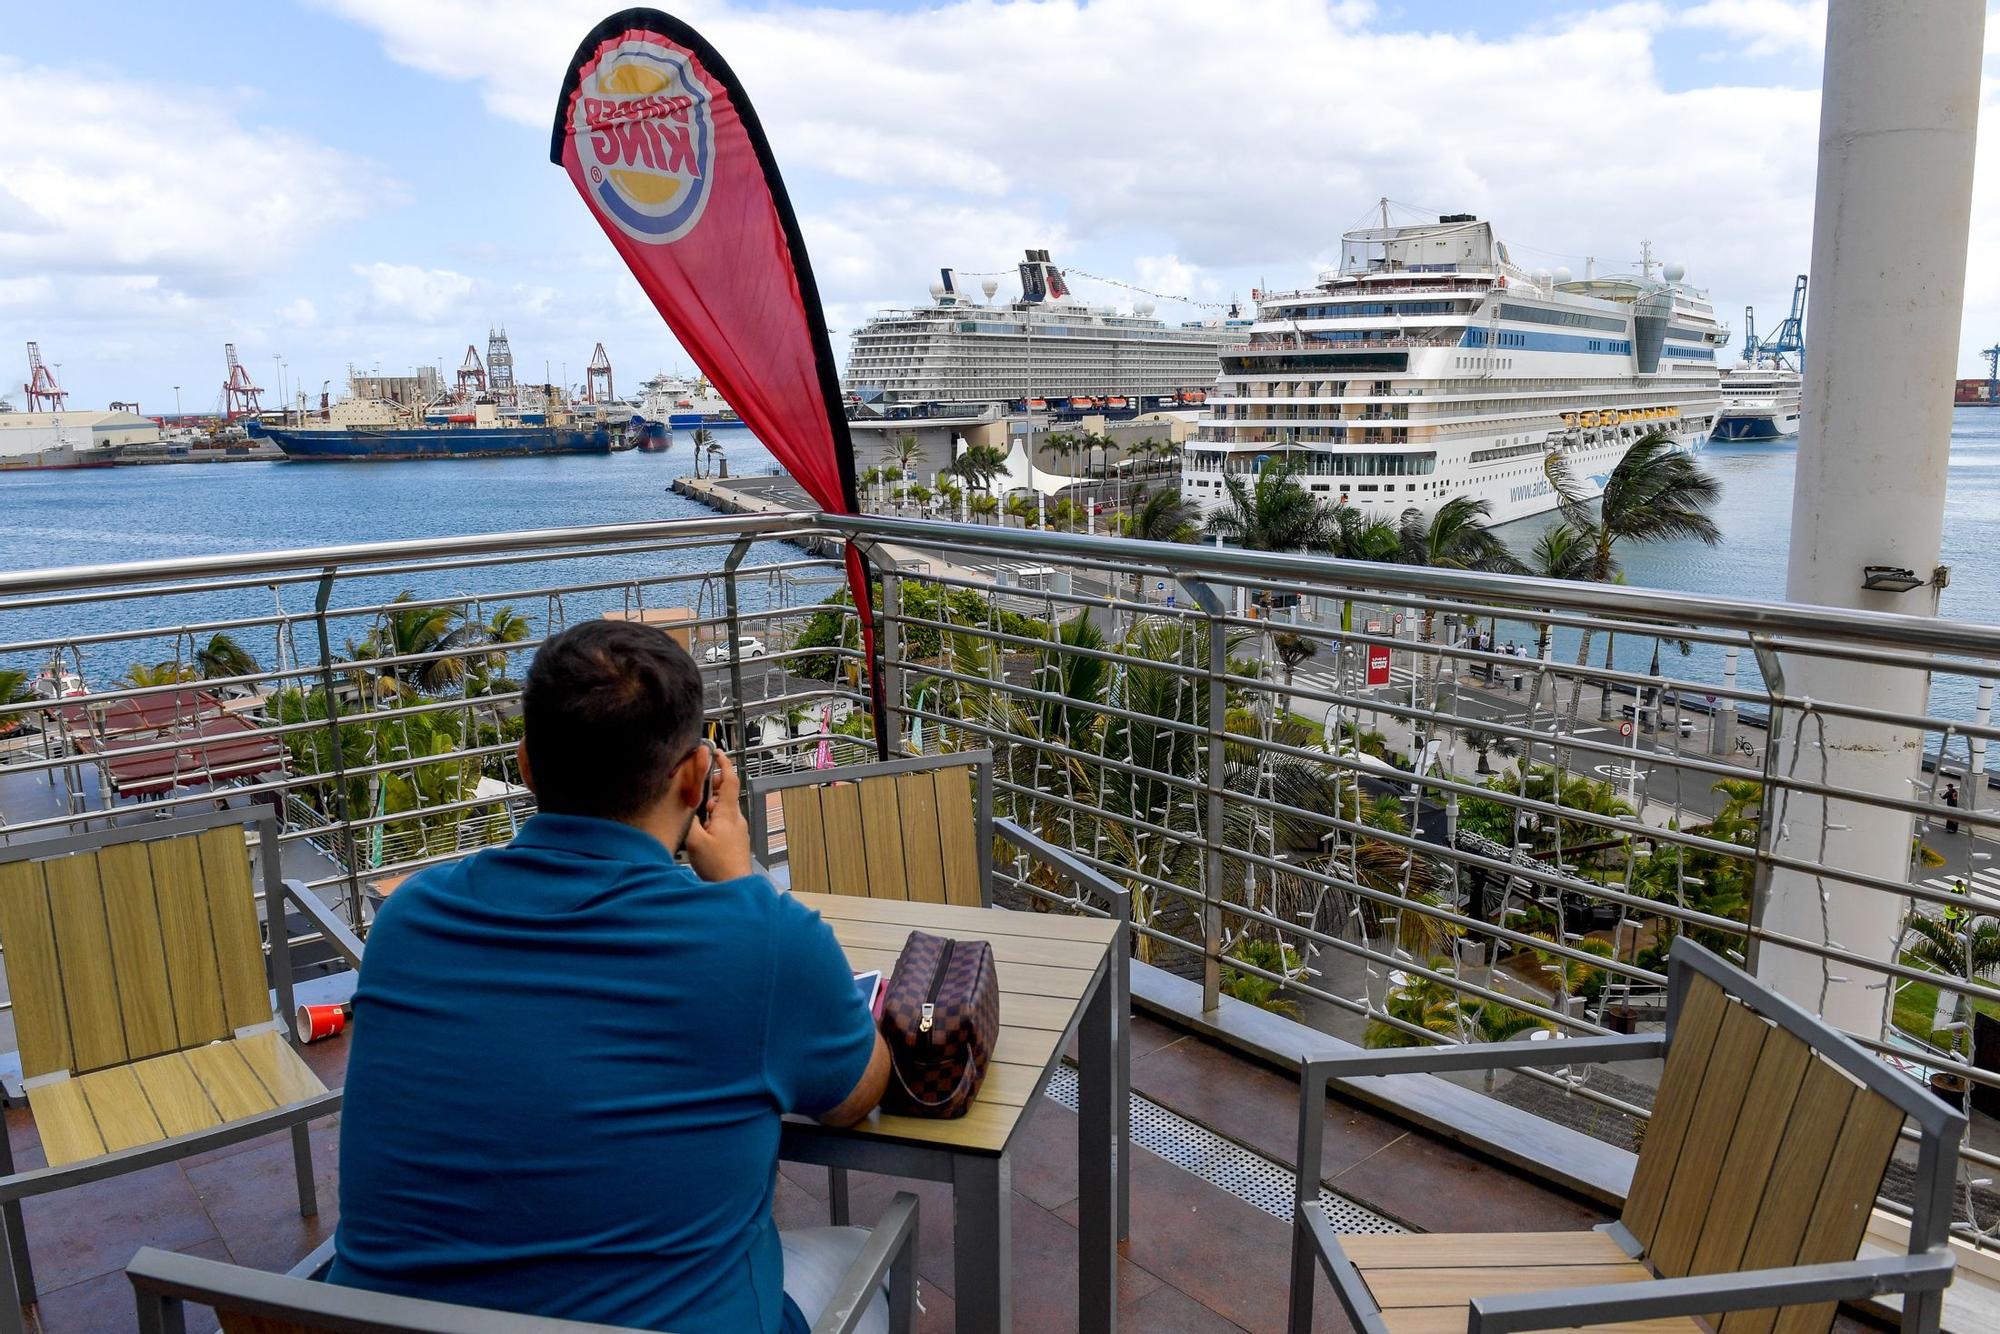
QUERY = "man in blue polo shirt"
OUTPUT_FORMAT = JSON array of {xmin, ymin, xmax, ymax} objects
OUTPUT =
[{"xmin": 330, "ymin": 619, "xmax": 890, "ymax": 1333}]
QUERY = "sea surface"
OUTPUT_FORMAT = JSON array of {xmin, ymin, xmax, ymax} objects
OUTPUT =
[{"xmin": 4, "ymin": 414, "xmax": 1999, "ymax": 722}]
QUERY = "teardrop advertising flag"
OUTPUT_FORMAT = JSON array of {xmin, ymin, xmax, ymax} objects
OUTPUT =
[{"xmin": 551, "ymin": 9, "xmax": 886, "ymax": 753}]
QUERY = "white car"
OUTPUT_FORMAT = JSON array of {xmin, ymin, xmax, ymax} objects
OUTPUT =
[{"xmin": 705, "ymin": 636, "xmax": 768, "ymax": 663}]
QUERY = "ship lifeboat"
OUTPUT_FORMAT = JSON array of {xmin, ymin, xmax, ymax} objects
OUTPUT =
[
  {"xmin": 1026, "ymin": 398, "xmax": 1047, "ymax": 411},
  {"xmin": 1105, "ymin": 396, "xmax": 1129, "ymax": 409},
  {"xmin": 446, "ymin": 413, "xmax": 476, "ymax": 424},
  {"xmin": 1070, "ymin": 397, "xmax": 1097, "ymax": 411},
  {"xmin": 1560, "ymin": 413, "xmax": 1577, "ymax": 428},
  {"xmin": 1579, "ymin": 411, "xmax": 1599, "ymax": 428},
  {"xmin": 1603, "ymin": 410, "xmax": 1622, "ymax": 427}
]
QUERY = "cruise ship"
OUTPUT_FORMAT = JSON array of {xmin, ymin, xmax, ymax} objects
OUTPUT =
[
  {"xmin": 1181, "ymin": 215, "xmax": 1727, "ymax": 525},
  {"xmin": 1712, "ymin": 364, "xmax": 1803, "ymax": 441},
  {"xmin": 843, "ymin": 250, "xmax": 1245, "ymax": 419}
]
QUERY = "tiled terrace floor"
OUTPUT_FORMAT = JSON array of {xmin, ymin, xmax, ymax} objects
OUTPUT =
[{"xmin": 1, "ymin": 1008, "xmax": 1635, "ymax": 1334}]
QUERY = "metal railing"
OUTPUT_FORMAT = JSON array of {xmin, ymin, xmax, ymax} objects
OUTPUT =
[{"xmin": 4, "ymin": 509, "xmax": 2000, "ymax": 1249}]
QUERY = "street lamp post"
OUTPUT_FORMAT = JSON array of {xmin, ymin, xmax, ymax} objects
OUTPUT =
[{"xmin": 173, "ymin": 385, "xmax": 181, "ymax": 420}]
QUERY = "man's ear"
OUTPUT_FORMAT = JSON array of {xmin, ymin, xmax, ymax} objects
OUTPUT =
[
  {"xmin": 516, "ymin": 740, "xmax": 535, "ymax": 793},
  {"xmin": 672, "ymin": 742, "xmax": 709, "ymax": 808}
]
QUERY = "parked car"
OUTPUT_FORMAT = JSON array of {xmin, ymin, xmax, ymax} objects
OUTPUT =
[{"xmin": 704, "ymin": 635, "xmax": 768, "ymax": 663}]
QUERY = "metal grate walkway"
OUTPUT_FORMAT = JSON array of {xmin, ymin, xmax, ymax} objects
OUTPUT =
[{"xmin": 1043, "ymin": 1064, "xmax": 1402, "ymax": 1234}]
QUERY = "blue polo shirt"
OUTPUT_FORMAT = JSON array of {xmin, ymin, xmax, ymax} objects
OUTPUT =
[{"xmin": 328, "ymin": 813, "xmax": 878, "ymax": 1333}]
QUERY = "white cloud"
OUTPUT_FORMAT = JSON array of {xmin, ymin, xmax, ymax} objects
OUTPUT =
[
  {"xmin": 351, "ymin": 263, "xmax": 476, "ymax": 324},
  {"xmin": 278, "ymin": 298, "xmax": 319, "ymax": 328},
  {"xmin": 1681, "ymin": 0, "xmax": 1825, "ymax": 58},
  {"xmin": 315, "ymin": 0, "xmax": 1805, "ymax": 292},
  {"xmin": 0, "ymin": 58, "xmax": 384, "ymax": 292}
]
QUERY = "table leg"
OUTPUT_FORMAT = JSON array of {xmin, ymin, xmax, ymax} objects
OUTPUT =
[
  {"xmin": 952, "ymin": 1154, "xmax": 1010, "ymax": 1334},
  {"xmin": 1078, "ymin": 970, "xmax": 1118, "ymax": 1332}
]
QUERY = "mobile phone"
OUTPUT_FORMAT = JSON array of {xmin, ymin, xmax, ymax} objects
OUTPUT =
[
  {"xmin": 853, "ymin": 970, "xmax": 886, "ymax": 1019},
  {"xmin": 695, "ymin": 741, "xmax": 720, "ymax": 825}
]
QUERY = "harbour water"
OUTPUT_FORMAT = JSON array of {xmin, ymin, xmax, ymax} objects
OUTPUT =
[{"xmin": 4, "ymin": 412, "xmax": 1999, "ymax": 715}]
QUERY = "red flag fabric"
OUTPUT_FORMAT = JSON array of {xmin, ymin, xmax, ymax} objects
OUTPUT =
[{"xmin": 552, "ymin": 9, "xmax": 884, "ymax": 752}]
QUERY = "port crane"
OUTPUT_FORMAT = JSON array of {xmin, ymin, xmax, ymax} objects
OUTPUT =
[
  {"xmin": 1755, "ymin": 274, "xmax": 1808, "ymax": 371},
  {"xmin": 584, "ymin": 343, "xmax": 615, "ymax": 403},
  {"xmin": 23, "ymin": 342, "xmax": 66, "ymax": 411},
  {"xmin": 456, "ymin": 345, "xmax": 487, "ymax": 398},
  {"xmin": 1740, "ymin": 307, "xmax": 1757, "ymax": 364},
  {"xmin": 221, "ymin": 344, "xmax": 263, "ymax": 420},
  {"xmin": 1982, "ymin": 344, "xmax": 2000, "ymax": 406}
]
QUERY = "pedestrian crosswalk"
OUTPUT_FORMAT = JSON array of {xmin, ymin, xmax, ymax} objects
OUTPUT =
[
  {"xmin": 1290, "ymin": 664, "xmax": 1419, "ymax": 693},
  {"xmin": 1919, "ymin": 865, "xmax": 2000, "ymax": 905}
]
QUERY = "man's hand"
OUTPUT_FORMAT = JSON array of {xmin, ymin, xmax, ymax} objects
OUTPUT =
[{"xmin": 682, "ymin": 748, "xmax": 754, "ymax": 882}]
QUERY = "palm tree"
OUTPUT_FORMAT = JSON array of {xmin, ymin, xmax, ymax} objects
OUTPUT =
[
  {"xmin": 1521, "ymin": 521, "xmax": 1592, "ymax": 659},
  {"xmin": 123, "ymin": 660, "xmax": 194, "ymax": 688},
  {"xmin": 1544, "ymin": 434, "xmax": 1720, "ymax": 739},
  {"xmin": 1273, "ymin": 632, "xmax": 1317, "ymax": 716},
  {"xmin": 1364, "ymin": 966, "xmax": 1462, "ymax": 1047},
  {"xmin": 890, "ymin": 433, "xmax": 923, "ymax": 476},
  {"xmin": 0, "ymin": 669, "xmax": 29, "ymax": 705},
  {"xmin": 1458, "ymin": 726, "xmax": 1520, "ymax": 775},
  {"xmin": 1206, "ymin": 462, "xmax": 1337, "ymax": 552},
  {"xmin": 1396, "ymin": 496, "xmax": 1520, "ymax": 573},
  {"xmin": 1901, "ymin": 897, "xmax": 2000, "ymax": 1059},
  {"xmin": 1004, "ymin": 494, "xmax": 1039, "ymax": 529},
  {"xmin": 1327, "ymin": 505, "xmax": 1402, "ymax": 563},
  {"xmin": 969, "ymin": 493, "xmax": 1000, "ymax": 524},
  {"xmin": 1124, "ymin": 488, "xmax": 1196, "ymax": 544},
  {"xmin": 464, "ymin": 605, "xmax": 532, "ymax": 691},
  {"xmin": 952, "ymin": 444, "xmax": 1009, "ymax": 493},
  {"xmin": 364, "ymin": 594, "xmax": 468, "ymax": 696},
  {"xmin": 905, "ymin": 483, "xmax": 933, "ymax": 513},
  {"xmin": 192, "ymin": 632, "xmax": 258, "ymax": 681},
  {"xmin": 689, "ymin": 426, "xmax": 716, "ymax": 478}
]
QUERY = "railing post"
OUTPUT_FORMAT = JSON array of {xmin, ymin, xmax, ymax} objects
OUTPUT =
[
  {"xmin": 1180, "ymin": 576, "xmax": 1228, "ymax": 1013},
  {"xmin": 722, "ymin": 538, "xmax": 754, "ymax": 779},
  {"xmin": 311, "ymin": 569, "xmax": 365, "ymax": 929},
  {"xmin": 876, "ymin": 553, "xmax": 905, "ymax": 756}
]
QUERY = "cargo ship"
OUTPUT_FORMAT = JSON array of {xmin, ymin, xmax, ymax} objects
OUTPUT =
[{"xmin": 247, "ymin": 394, "xmax": 622, "ymax": 462}]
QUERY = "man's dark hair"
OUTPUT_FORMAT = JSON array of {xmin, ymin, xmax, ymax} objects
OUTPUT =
[{"xmin": 522, "ymin": 619, "xmax": 705, "ymax": 820}]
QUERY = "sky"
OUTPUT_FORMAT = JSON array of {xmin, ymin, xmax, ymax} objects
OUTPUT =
[{"xmin": 4, "ymin": 0, "xmax": 1999, "ymax": 415}]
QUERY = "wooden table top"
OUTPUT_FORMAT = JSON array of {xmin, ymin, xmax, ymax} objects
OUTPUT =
[{"xmin": 792, "ymin": 892, "xmax": 1118, "ymax": 1156}]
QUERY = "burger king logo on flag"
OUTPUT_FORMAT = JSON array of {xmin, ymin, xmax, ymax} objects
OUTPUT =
[{"xmin": 571, "ymin": 37, "xmax": 714, "ymax": 244}]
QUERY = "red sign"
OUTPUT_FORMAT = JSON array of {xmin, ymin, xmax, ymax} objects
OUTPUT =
[
  {"xmin": 1365, "ymin": 645, "xmax": 1392, "ymax": 686},
  {"xmin": 552, "ymin": 10, "xmax": 882, "ymax": 750}
]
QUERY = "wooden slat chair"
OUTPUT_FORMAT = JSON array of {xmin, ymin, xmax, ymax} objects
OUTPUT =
[
  {"xmin": 0, "ymin": 807, "xmax": 345, "ymax": 1334},
  {"xmin": 747, "ymin": 750, "xmax": 1133, "ymax": 1237},
  {"xmin": 748, "ymin": 750, "xmax": 996, "ymax": 908},
  {"xmin": 128, "ymin": 1191, "xmax": 921, "ymax": 1334},
  {"xmin": 1288, "ymin": 938, "xmax": 1966, "ymax": 1334}
]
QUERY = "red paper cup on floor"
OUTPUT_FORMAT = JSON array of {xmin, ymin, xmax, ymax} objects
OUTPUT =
[{"xmin": 297, "ymin": 1003, "xmax": 348, "ymax": 1043}]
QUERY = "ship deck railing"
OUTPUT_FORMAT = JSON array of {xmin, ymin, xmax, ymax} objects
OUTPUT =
[{"xmin": 2, "ymin": 509, "xmax": 2000, "ymax": 1328}]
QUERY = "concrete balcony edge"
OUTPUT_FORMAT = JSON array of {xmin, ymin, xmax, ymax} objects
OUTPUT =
[{"xmin": 1127, "ymin": 960, "xmax": 1636, "ymax": 1208}]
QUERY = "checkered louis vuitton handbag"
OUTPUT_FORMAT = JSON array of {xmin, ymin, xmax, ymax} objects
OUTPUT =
[{"xmin": 879, "ymin": 930, "xmax": 1000, "ymax": 1118}]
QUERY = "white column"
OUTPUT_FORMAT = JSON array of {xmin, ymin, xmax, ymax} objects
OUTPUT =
[{"xmin": 1759, "ymin": 0, "xmax": 1984, "ymax": 1033}]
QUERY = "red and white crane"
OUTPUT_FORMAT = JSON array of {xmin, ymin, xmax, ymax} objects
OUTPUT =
[
  {"xmin": 222, "ymin": 344, "xmax": 263, "ymax": 420},
  {"xmin": 23, "ymin": 342, "xmax": 66, "ymax": 411}
]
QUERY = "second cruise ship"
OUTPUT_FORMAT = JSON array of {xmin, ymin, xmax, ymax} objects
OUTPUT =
[
  {"xmin": 1182, "ymin": 214, "xmax": 1727, "ymax": 525},
  {"xmin": 844, "ymin": 250, "xmax": 1245, "ymax": 420}
]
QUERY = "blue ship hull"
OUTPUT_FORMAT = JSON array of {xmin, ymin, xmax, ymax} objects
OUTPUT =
[
  {"xmin": 666, "ymin": 412, "xmax": 750, "ymax": 430},
  {"xmin": 1710, "ymin": 415, "xmax": 1787, "ymax": 443},
  {"xmin": 249, "ymin": 421, "xmax": 615, "ymax": 461}
]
